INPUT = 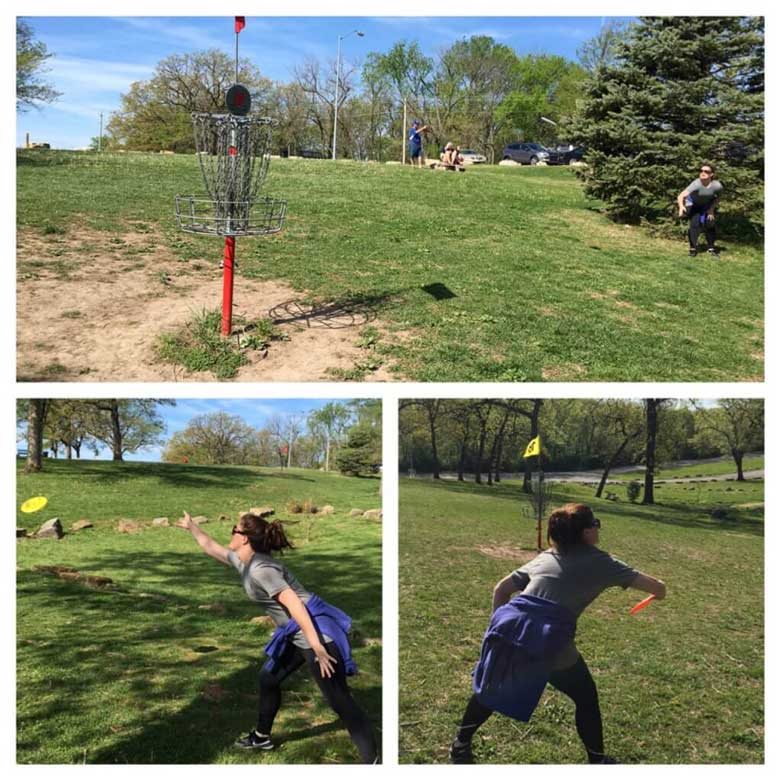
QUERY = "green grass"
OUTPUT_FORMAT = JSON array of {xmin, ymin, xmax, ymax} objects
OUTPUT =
[
  {"xmin": 609, "ymin": 455, "xmax": 764, "ymax": 481},
  {"xmin": 16, "ymin": 460, "xmax": 382, "ymax": 764},
  {"xmin": 17, "ymin": 150, "xmax": 764, "ymax": 381},
  {"xmin": 399, "ymin": 476, "xmax": 763, "ymax": 764}
]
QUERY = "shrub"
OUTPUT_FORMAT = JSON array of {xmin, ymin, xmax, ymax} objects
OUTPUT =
[{"xmin": 627, "ymin": 480, "xmax": 642, "ymax": 503}]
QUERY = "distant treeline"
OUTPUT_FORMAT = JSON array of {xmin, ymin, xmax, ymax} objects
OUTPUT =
[{"xmin": 399, "ymin": 399, "xmax": 763, "ymax": 498}]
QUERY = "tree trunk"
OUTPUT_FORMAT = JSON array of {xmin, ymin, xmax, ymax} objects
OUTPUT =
[
  {"xmin": 642, "ymin": 400, "xmax": 659, "ymax": 505},
  {"xmin": 733, "ymin": 448, "xmax": 745, "ymax": 481},
  {"xmin": 494, "ymin": 431, "xmax": 505, "ymax": 483},
  {"xmin": 25, "ymin": 400, "xmax": 48, "ymax": 474},
  {"xmin": 523, "ymin": 401, "xmax": 542, "ymax": 494},
  {"xmin": 595, "ymin": 437, "xmax": 630, "ymax": 498},
  {"xmin": 457, "ymin": 439, "xmax": 467, "ymax": 481},
  {"xmin": 324, "ymin": 431, "xmax": 330, "ymax": 472},
  {"xmin": 109, "ymin": 402, "xmax": 123, "ymax": 461},
  {"xmin": 428, "ymin": 407, "xmax": 440, "ymax": 480},
  {"xmin": 475, "ymin": 428, "xmax": 487, "ymax": 484}
]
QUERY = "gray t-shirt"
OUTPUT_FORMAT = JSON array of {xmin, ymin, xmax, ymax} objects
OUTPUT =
[
  {"xmin": 684, "ymin": 178, "xmax": 723, "ymax": 206},
  {"xmin": 510, "ymin": 545, "xmax": 639, "ymax": 669},
  {"xmin": 227, "ymin": 550, "xmax": 315, "ymax": 649}
]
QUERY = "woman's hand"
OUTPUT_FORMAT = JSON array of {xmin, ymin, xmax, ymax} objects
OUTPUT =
[
  {"xmin": 678, "ymin": 205, "xmax": 687, "ymax": 217},
  {"xmin": 312, "ymin": 643, "xmax": 338, "ymax": 678},
  {"xmin": 175, "ymin": 511, "xmax": 195, "ymax": 532}
]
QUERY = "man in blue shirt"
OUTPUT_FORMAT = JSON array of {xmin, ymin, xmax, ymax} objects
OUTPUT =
[{"xmin": 408, "ymin": 119, "xmax": 430, "ymax": 168}]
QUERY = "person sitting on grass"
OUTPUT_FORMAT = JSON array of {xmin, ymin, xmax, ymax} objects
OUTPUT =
[
  {"xmin": 176, "ymin": 511, "xmax": 378, "ymax": 764},
  {"xmin": 677, "ymin": 163, "xmax": 723, "ymax": 257},
  {"xmin": 408, "ymin": 120, "xmax": 430, "ymax": 168},
  {"xmin": 450, "ymin": 503, "xmax": 666, "ymax": 765},
  {"xmin": 439, "ymin": 143, "xmax": 464, "ymax": 169}
]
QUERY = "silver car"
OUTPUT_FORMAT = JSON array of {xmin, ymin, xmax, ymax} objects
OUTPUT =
[{"xmin": 459, "ymin": 149, "xmax": 487, "ymax": 164}]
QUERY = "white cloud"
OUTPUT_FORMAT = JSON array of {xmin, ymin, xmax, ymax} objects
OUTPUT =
[
  {"xmin": 114, "ymin": 17, "xmax": 233, "ymax": 50},
  {"xmin": 51, "ymin": 55, "xmax": 155, "ymax": 93}
]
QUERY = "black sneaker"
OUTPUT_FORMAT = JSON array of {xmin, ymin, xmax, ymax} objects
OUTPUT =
[
  {"xmin": 449, "ymin": 739, "xmax": 474, "ymax": 764},
  {"xmin": 235, "ymin": 730, "xmax": 274, "ymax": 750},
  {"xmin": 590, "ymin": 754, "xmax": 619, "ymax": 764},
  {"xmin": 689, "ymin": 248, "xmax": 698, "ymax": 257},
  {"xmin": 707, "ymin": 247, "xmax": 719, "ymax": 256}
]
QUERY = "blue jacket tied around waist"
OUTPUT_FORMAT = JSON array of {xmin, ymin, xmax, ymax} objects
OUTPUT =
[
  {"xmin": 473, "ymin": 594, "xmax": 577, "ymax": 721},
  {"xmin": 263, "ymin": 594, "xmax": 357, "ymax": 675}
]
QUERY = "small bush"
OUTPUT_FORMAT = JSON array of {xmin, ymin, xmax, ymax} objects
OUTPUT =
[
  {"xmin": 302, "ymin": 499, "xmax": 318, "ymax": 514},
  {"xmin": 626, "ymin": 480, "xmax": 642, "ymax": 503},
  {"xmin": 287, "ymin": 500, "xmax": 303, "ymax": 514}
]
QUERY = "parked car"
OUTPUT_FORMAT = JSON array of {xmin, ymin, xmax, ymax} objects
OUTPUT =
[
  {"xmin": 547, "ymin": 144, "xmax": 586, "ymax": 165},
  {"xmin": 501, "ymin": 142, "xmax": 550, "ymax": 165},
  {"xmin": 298, "ymin": 146, "xmax": 327, "ymax": 159},
  {"xmin": 458, "ymin": 149, "xmax": 487, "ymax": 164}
]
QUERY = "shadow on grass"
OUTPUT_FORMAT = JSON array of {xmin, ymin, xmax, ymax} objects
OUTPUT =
[
  {"xmin": 17, "ymin": 461, "xmax": 318, "ymax": 488},
  {"xmin": 267, "ymin": 291, "xmax": 396, "ymax": 330},
  {"xmin": 404, "ymin": 477, "xmax": 764, "ymax": 537},
  {"xmin": 17, "ymin": 548, "xmax": 381, "ymax": 763},
  {"xmin": 598, "ymin": 497, "xmax": 764, "ymax": 537}
]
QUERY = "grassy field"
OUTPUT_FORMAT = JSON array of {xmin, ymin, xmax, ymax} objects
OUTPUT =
[
  {"xmin": 16, "ymin": 460, "xmax": 382, "ymax": 764},
  {"xmin": 399, "ymin": 475, "xmax": 763, "ymax": 764},
  {"xmin": 608, "ymin": 455, "xmax": 764, "ymax": 481},
  {"xmin": 17, "ymin": 151, "xmax": 764, "ymax": 381}
]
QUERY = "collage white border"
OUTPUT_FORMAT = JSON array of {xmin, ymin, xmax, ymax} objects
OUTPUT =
[{"xmin": 4, "ymin": 1, "xmax": 775, "ymax": 776}]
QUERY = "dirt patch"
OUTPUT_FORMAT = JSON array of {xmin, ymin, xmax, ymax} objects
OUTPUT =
[
  {"xmin": 542, "ymin": 363, "xmax": 586, "ymax": 381},
  {"xmin": 17, "ymin": 226, "xmax": 400, "ymax": 382},
  {"xmin": 734, "ymin": 502, "xmax": 764, "ymax": 510},
  {"xmin": 32, "ymin": 564, "xmax": 115, "ymax": 589},
  {"xmin": 449, "ymin": 544, "xmax": 537, "ymax": 562}
]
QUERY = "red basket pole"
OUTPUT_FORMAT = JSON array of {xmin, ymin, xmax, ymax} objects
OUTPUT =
[{"xmin": 221, "ymin": 236, "xmax": 236, "ymax": 336}]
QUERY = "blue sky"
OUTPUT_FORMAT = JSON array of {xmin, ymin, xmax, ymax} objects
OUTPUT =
[
  {"xmin": 16, "ymin": 16, "xmax": 618, "ymax": 149},
  {"xmin": 18, "ymin": 398, "xmax": 360, "ymax": 462}
]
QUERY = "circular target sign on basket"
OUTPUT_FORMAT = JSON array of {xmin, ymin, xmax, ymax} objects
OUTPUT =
[{"xmin": 226, "ymin": 84, "xmax": 251, "ymax": 116}]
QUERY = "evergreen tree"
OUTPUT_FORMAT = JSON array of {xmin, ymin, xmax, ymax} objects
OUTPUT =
[
  {"xmin": 570, "ymin": 17, "xmax": 763, "ymax": 237},
  {"xmin": 335, "ymin": 427, "xmax": 381, "ymax": 477}
]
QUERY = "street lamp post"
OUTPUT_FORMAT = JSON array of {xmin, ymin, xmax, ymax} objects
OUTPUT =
[{"xmin": 332, "ymin": 29, "xmax": 364, "ymax": 161}]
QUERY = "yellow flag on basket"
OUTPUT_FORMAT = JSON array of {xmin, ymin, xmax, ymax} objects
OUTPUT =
[{"xmin": 523, "ymin": 436, "xmax": 541, "ymax": 459}]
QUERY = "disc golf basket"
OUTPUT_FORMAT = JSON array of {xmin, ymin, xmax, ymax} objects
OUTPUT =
[
  {"xmin": 175, "ymin": 87, "xmax": 286, "ymax": 336},
  {"xmin": 524, "ymin": 471, "xmax": 555, "ymax": 550}
]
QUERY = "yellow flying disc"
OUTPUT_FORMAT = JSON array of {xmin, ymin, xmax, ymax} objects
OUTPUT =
[{"xmin": 21, "ymin": 496, "xmax": 48, "ymax": 514}]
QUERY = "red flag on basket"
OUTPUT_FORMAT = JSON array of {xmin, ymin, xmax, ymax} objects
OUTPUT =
[{"xmin": 235, "ymin": 16, "xmax": 246, "ymax": 34}]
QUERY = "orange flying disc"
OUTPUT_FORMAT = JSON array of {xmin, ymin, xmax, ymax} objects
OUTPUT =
[
  {"xmin": 21, "ymin": 496, "xmax": 48, "ymax": 514},
  {"xmin": 629, "ymin": 594, "xmax": 656, "ymax": 615}
]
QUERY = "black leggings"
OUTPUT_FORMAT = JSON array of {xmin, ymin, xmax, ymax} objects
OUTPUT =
[
  {"xmin": 257, "ymin": 640, "xmax": 377, "ymax": 763},
  {"xmin": 688, "ymin": 207, "xmax": 716, "ymax": 250},
  {"xmin": 456, "ymin": 655, "xmax": 605, "ymax": 763}
]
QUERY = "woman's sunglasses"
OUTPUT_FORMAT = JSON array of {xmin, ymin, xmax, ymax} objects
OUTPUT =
[
  {"xmin": 231, "ymin": 526, "xmax": 248, "ymax": 536},
  {"xmin": 587, "ymin": 518, "xmax": 602, "ymax": 529}
]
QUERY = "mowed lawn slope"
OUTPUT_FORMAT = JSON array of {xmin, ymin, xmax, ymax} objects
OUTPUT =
[
  {"xmin": 399, "ymin": 476, "xmax": 763, "ymax": 764},
  {"xmin": 16, "ymin": 460, "xmax": 382, "ymax": 764},
  {"xmin": 17, "ymin": 151, "xmax": 763, "ymax": 381}
]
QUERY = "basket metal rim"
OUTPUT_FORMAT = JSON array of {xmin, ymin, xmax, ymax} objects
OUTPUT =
[{"xmin": 190, "ymin": 112, "xmax": 277, "ymax": 126}]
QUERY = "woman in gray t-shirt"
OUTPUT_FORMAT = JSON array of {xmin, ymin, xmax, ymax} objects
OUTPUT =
[
  {"xmin": 177, "ymin": 511, "xmax": 377, "ymax": 763},
  {"xmin": 451, "ymin": 503, "xmax": 666, "ymax": 765},
  {"xmin": 676, "ymin": 162, "xmax": 723, "ymax": 257}
]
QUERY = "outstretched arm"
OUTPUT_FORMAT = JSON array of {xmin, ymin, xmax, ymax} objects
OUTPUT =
[
  {"xmin": 630, "ymin": 572, "xmax": 667, "ymax": 600},
  {"xmin": 175, "ymin": 511, "xmax": 229, "ymax": 564},
  {"xmin": 492, "ymin": 574, "xmax": 521, "ymax": 613},
  {"xmin": 276, "ymin": 588, "xmax": 337, "ymax": 678}
]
